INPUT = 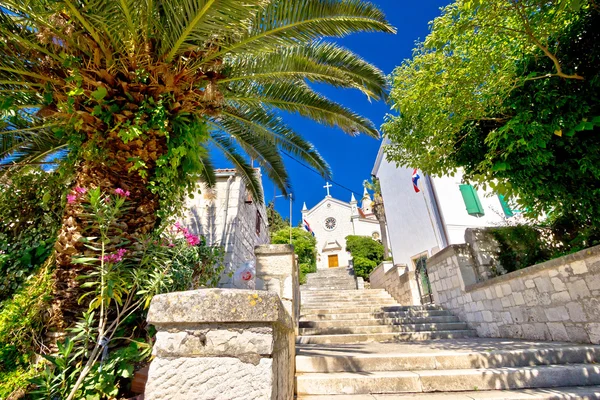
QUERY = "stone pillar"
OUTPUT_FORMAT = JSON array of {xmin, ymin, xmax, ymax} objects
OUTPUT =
[
  {"xmin": 254, "ymin": 244, "xmax": 299, "ymax": 328},
  {"xmin": 145, "ymin": 288, "xmax": 295, "ymax": 400}
]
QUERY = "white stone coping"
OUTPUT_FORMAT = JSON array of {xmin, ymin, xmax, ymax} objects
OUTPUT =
[{"xmin": 147, "ymin": 288, "xmax": 293, "ymax": 329}]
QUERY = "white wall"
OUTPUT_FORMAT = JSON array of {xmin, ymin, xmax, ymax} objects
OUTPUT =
[
  {"xmin": 372, "ymin": 142, "xmax": 509, "ymax": 270},
  {"xmin": 183, "ymin": 170, "xmax": 269, "ymax": 286},
  {"xmin": 431, "ymin": 173, "xmax": 507, "ymax": 244}
]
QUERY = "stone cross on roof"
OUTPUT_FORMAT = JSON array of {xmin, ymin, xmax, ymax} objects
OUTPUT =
[{"xmin": 323, "ymin": 182, "xmax": 332, "ymax": 197}]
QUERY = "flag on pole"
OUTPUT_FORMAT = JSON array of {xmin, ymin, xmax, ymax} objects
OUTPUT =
[
  {"xmin": 303, "ymin": 219, "xmax": 315, "ymax": 236},
  {"xmin": 412, "ymin": 168, "xmax": 421, "ymax": 193}
]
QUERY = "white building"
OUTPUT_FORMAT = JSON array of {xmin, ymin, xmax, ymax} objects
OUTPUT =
[
  {"xmin": 372, "ymin": 142, "xmax": 513, "ymax": 270},
  {"xmin": 183, "ymin": 168, "xmax": 269, "ymax": 286},
  {"xmin": 302, "ymin": 183, "xmax": 386, "ymax": 270}
]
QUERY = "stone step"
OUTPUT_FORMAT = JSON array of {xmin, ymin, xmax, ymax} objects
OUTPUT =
[
  {"xmin": 299, "ymin": 322, "xmax": 469, "ymax": 336},
  {"xmin": 295, "ymin": 364, "xmax": 600, "ymax": 395},
  {"xmin": 295, "ymin": 343, "xmax": 600, "ymax": 373},
  {"xmin": 301, "ymin": 301, "xmax": 400, "ymax": 309},
  {"xmin": 299, "ymin": 315, "xmax": 461, "ymax": 328},
  {"xmin": 302, "ymin": 285, "xmax": 358, "ymax": 289},
  {"xmin": 301, "ymin": 292, "xmax": 393, "ymax": 299},
  {"xmin": 300, "ymin": 310, "xmax": 453, "ymax": 321},
  {"xmin": 296, "ymin": 386, "xmax": 600, "ymax": 399},
  {"xmin": 301, "ymin": 305, "xmax": 444, "ymax": 315},
  {"xmin": 296, "ymin": 330, "xmax": 477, "ymax": 344},
  {"xmin": 302, "ymin": 289, "xmax": 389, "ymax": 295}
]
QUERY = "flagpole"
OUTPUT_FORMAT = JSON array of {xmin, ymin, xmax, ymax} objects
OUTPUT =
[{"xmin": 414, "ymin": 170, "xmax": 441, "ymax": 250}]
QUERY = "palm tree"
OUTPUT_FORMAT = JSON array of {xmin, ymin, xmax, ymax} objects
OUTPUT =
[
  {"xmin": 364, "ymin": 176, "xmax": 389, "ymax": 259},
  {"xmin": 0, "ymin": 0, "xmax": 394, "ymax": 325}
]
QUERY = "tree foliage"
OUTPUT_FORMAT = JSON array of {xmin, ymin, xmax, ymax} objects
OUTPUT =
[
  {"xmin": 272, "ymin": 227, "xmax": 316, "ymax": 283},
  {"xmin": 0, "ymin": 0, "xmax": 394, "ymax": 204},
  {"xmin": 266, "ymin": 201, "xmax": 289, "ymax": 237},
  {"xmin": 345, "ymin": 235, "xmax": 383, "ymax": 279},
  {"xmin": 383, "ymin": 0, "xmax": 600, "ymax": 240}
]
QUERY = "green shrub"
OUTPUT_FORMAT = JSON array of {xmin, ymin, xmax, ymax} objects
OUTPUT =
[
  {"xmin": 352, "ymin": 256, "xmax": 378, "ymax": 280},
  {"xmin": 345, "ymin": 235, "xmax": 384, "ymax": 279},
  {"xmin": 0, "ymin": 169, "xmax": 65, "ymax": 302},
  {"xmin": 0, "ymin": 258, "xmax": 53, "ymax": 398},
  {"xmin": 272, "ymin": 228, "xmax": 317, "ymax": 284}
]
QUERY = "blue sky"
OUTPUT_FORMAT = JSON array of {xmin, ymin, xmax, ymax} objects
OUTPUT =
[{"xmin": 255, "ymin": 1, "xmax": 451, "ymax": 223}]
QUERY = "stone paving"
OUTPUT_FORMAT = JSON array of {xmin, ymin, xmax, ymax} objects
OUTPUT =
[{"xmin": 295, "ymin": 268, "xmax": 600, "ymax": 399}]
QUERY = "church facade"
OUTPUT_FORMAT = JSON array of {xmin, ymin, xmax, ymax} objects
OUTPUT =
[{"xmin": 302, "ymin": 184, "xmax": 386, "ymax": 270}]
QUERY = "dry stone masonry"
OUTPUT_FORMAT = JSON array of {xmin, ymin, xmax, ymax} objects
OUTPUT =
[{"xmin": 427, "ymin": 243, "xmax": 600, "ymax": 343}]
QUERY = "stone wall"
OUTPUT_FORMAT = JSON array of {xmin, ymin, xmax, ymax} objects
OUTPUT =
[
  {"xmin": 184, "ymin": 170, "xmax": 269, "ymax": 287},
  {"xmin": 145, "ymin": 289, "xmax": 295, "ymax": 400},
  {"xmin": 255, "ymin": 244, "xmax": 299, "ymax": 328},
  {"xmin": 428, "ymin": 244, "xmax": 600, "ymax": 344},
  {"xmin": 370, "ymin": 262, "xmax": 421, "ymax": 305}
]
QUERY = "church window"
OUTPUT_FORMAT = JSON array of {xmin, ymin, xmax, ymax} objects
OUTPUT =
[
  {"xmin": 372, "ymin": 231, "xmax": 380, "ymax": 240},
  {"xmin": 324, "ymin": 217, "xmax": 337, "ymax": 231}
]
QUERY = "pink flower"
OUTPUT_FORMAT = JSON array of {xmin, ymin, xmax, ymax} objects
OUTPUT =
[
  {"xmin": 74, "ymin": 187, "xmax": 87, "ymax": 194},
  {"xmin": 168, "ymin": 242, "xmax": 175, "ymax": 248},
  {"xmin": 67, "ymin": 194, "xmax": 77, "ymax": 204},
  {"xmin": 102, "ymin": 248, "xmax": 127, "ymax": 263},
  {"xmin": 185, "ymin": 233, "xmax": 200, "ymax": 246},
  {"xmin": 114, "ymin": 188, "xmax": 130, "ymax": 198}
]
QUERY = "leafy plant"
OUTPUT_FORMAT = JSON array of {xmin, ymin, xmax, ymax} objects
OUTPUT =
[
  {"xmin": 0, "ymin": 169, "xmax": 65, "ymax": 302},
  {"xmin": 345, "ymin": 235, "xmax": 384, "ymax": 279},
  {"xmin": 28, "ymin": 187, "xmax": 223, "ymax": 400},
  {"xmin": 272, "ymin": 227, "xmax": 317, "ymax": 284}
]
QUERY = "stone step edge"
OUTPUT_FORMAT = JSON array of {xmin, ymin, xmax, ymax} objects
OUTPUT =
[
  {"xmin": 296, "ymin": 330, "xmax": 477, "ymax": 344},
  {"xmin": 295, "ymin": 364, "xmax": 600, "ymax": 395},
  {"xmin": 298, "ymin": 323, "xmax": 469, "ymax": 335},
  {"xmin": 299, "ymin": 316, "xmax": 460, "ymax": 325},
  {"xmin": 299, "ymin": 312, "xmax": 453, "ymax": 320},
  {"xmin": 295, "ymin": 346, "xmax": 600, "ymax": 372},
  {"xmin": 295, "ymin": 385, "xmax": 600, "ymax": 400}
]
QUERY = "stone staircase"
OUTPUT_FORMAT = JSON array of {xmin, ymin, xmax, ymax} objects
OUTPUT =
[
  {"xmin": 296, "ymin": 285, "xmax": 600, "ymax": 399},
  {"xmin": 303, "ymin": 266, "xmax": 357, "ymax": 291}
]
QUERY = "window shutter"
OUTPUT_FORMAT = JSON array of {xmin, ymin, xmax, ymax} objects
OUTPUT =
[
  {"xmin": 497, "ymin": 194, "xmax": 514, "ymax": 218},
  {"xmin": 459, "ymin": 184, "xmax": 485, "ymax": 217}
]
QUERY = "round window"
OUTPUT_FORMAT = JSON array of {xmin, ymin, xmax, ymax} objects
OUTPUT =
[
  {"xmin": 324, "ymin": 217, "xmax": 337, "ymax": 231},
  {"xmin": 372, "ymin": 231, "xmax": 380, "ymax": 240}
]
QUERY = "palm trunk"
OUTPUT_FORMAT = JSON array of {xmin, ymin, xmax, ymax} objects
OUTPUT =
[{"xmin": 51, "ymin": 129, "xmax": 166, "ymax": 329}]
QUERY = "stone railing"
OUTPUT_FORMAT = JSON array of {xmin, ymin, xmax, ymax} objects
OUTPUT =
[
  {"xmin": 370, "ymin": 261, "xmax": 420, "ymax": 305},
  {"xmin": 428, "ymin": 244, "xmax": 600, "ymax": 344},
  {"xmin": 144, "ymin": 244, "xmax": 299, "ymax": 399}
]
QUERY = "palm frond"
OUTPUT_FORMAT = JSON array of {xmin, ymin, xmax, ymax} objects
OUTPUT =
[
  {"xmin": 197, "ymin": 151, "xmax": 216, "ymax": 188},
  {"xmin": 209, "ymin": 132, "xmax": 264, "ymax": 203},
  {"xmin": 216, "ymin": 105, "xmax": 331, "ymax": 178},
  {"xmin": 226, "ymin": 80, "xmax": 379, "ymax": 137},
  {"xmin": 203, "ymin": 0, "xmax": 395, "ymax": 63},
  {"xmin": 221, "ymin": 41, "xmax": 387, "ymax": 100}
]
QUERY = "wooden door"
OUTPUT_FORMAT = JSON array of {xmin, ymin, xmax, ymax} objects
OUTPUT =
[{"xmin": 328, "ymin": 254, "xmax": 339, "ymax": 268}]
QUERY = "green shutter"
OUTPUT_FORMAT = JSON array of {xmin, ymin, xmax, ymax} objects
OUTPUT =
[
  {"xmin": 459, "ymin": 184, "xmax": 485, "ymax": 217},
  {"xmin": 497, "ymin": 194, "xmax": 514, "ymax": 218}
]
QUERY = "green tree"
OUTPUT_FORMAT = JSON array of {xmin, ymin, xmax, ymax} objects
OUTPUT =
[
  {"xmin": 266, "ymin": 201, "xmax": 289, "ymax": 238},
  {"xmin": 272, "ymin": 227, "xmax": 316, "ymax": 284},
  {"xmin": 345, "ymin": 235, "xmax": 383, "ymax": 279},
  {"xmin": 0, "ymin": 0, "xmax": 394, "ymax": 325},
  {"xmin": 363, "ymin": 176, "xmax": 389, "ymax": 258},
  {"xmin": 382, "ymin": 0, "xmax": 600, "ymax": 238}
]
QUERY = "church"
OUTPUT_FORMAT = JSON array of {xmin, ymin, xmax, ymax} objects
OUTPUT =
[{"xmin": 302, "ymin": 183, "xmax": 386, "ymax": 270}]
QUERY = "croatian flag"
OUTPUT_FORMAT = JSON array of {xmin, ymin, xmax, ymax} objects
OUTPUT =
[
  {"xmin": 412, "ymin": 168, "xmax": 421, "ymax": 193},
  {"xmin": 303, "ymin": 219, "xmax": 315, "ymax": 236}
]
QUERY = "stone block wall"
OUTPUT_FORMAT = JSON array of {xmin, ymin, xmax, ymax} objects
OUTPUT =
[
  {"xmin": 428, "ymin": 244, "xmax": 600, "ymax": 344},
  {"xmin": 370, "ymin": 262, "xmax": 420, "ymax": 305},
  {"xmin": 255, "ymin": 244, "xmax": 299, "ymax": 327},
  {"xmin": 145, "ymin": 289, "xmax": 295, "ymax": 400}
]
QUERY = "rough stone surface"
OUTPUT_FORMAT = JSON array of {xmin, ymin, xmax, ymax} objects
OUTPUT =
[
  {"xmin": 145, "ymin": 357, "xmax": 273, "ymax": 400},
  {"xmin": 146, "ymin": 287, "xmax": 295, "ymax": 400},
  {"xmin": 369, "ymin": 264, "xmax": 420, "ymax": 305},
  {"xmin": 427, "ymin": 244, "xmax": 600, "ymax": 344}
]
